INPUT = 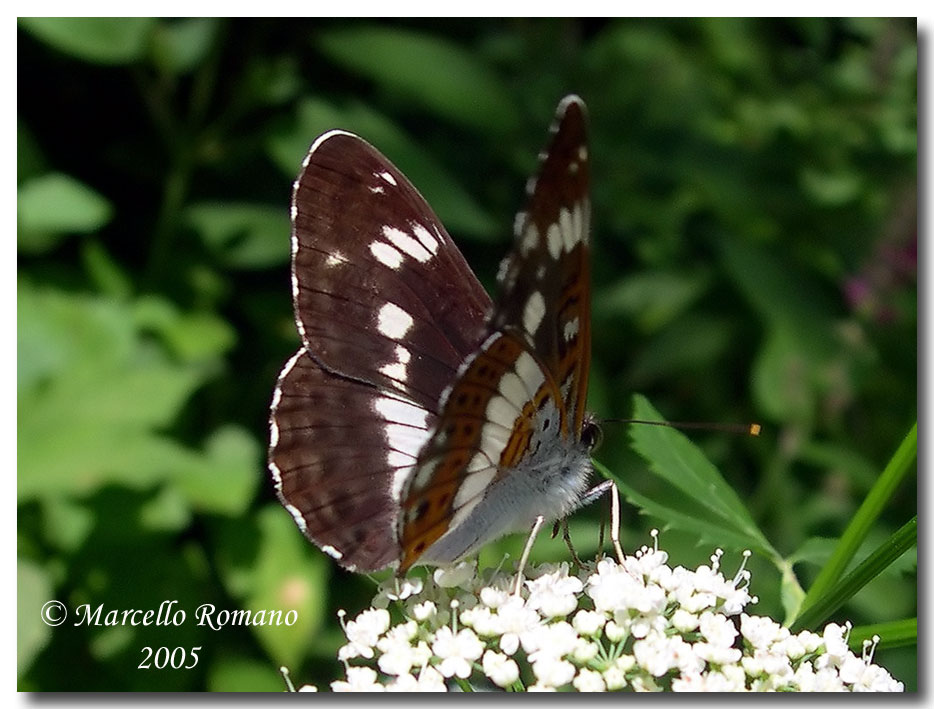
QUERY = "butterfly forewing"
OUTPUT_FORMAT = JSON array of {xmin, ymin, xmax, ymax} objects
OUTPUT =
[
  {"xmin": 494, "ymin": 97, "xmax": 591, "ymax": 434},
  {"xmin": 290, "ymin": 131, "xmax": 491, "ymax": 410},
  {"xmin": 398, "ymin": 96, "xmax": 593, "ymax": 572}
]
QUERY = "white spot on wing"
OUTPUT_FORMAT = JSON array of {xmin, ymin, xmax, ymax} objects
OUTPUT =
[
  {"xmin": 448, "ymin": 495, "xmax": 484, "ymax": 533},
  {"xmin": 373, "ymin": 395, "xmax": 429, "ymax": 431},
  {"xmin": 379, "ymin": 345, "xmax": 412, "ymax": 382},
  {"xmin": 382, "ymin": 225, "xmax": 432, "ymax": 262},
  {"xmin": 321, "ymin": 544, "xmax": 343, "ymax": 560},
  {"xmin": 370, "ymin": 241, "xmax": 404, "ymax": 269},
  {"xmin": 486, "ymin": 394, "xmax": 518, "ymax": 430},
  {"xmin": 513, "ymin": 211, "xmax": 527, "ymax": 238},
  {"xmin": 269, "ymin": 418, "xmax": 279, "ymax": 448},
  {"xmin": 479, "ymin": 419, "xmax": 510, "ymax": 463},
  {"xmin": 380, "ymin": 361, "xmax": 407, "ymax": 381},
  {"xmin": 560, "ymin": 207, "xmax": 577, "ymax": 251},
  {"xmin": 564, "ymin": 316, "xmax": 580, "ymax": 342},
  {"xmin": 523, "ymin": 291, "xmax": 546, "ymax": 335},
  {"xmin": 453, "ymin": 468, "xmax": 496, "ymax": 509},
  {"xmin": 411, "ymin": 222, "xmax": 440, "ymax": 255},
  {"xmin": 498, "ymin": 372, "xmax": 527, "ymax": 409},
  {"xmin": 410, "ymin": 459, "xmax": 437, "ymax": 492},
  {"xmin": 546, "ymin": 223, "xmax": 562, "ymax": 259},
  {"xmin": 280, "ymin": 494, "xmax": 308, "ymax": 534},
  {"xmin": 520, "ymin": 224, "xmax": 539, "ymax": 255},
  {"xmin": 466, "ymin": 453, "xmax": 493, "ymax": 473},
  {"xmin": 373, "ymin": 395, "xmax": 431, "ymax": 502},
  {"xmin": 370, "ymin": 185, "xmax": 384, "ymax": 194},
  {"xmin": 515, "ymin": 351, "xmax": 546, "ymax": 398},
  {"xmin": 325, "ymin": 250, "xmax": 347, "ymax": 267},
  {"xmin": 377, "ymin": 302, "xmax": 414, "ymax": 339},
  {"xmin": 377, "ymin": 170, "xmax": 397, "ymax": 186}
]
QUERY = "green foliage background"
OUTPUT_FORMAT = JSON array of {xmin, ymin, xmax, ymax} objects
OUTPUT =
[{"xmin": 17, "ymin": 18, "xmax": 916, "ymax": 691}]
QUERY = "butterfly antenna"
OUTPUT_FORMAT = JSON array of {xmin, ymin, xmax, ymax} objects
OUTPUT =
[{"xmin": 603, "ymin": 418, "xmax": 761, "ymax": 436}]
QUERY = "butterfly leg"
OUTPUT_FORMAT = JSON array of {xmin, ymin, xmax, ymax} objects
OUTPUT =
[
  {"xmin": 513, "ymin": 515, "xmax": 545, "ymax": 596},
  {"xmin": 608, "ymin": 481, "xmax": 626, "ymax": 565},
  {"xmin": 551, "ymin": 479, "xmax": 617, "ymax": 567},
  {"xmin": 568, "ymin": 479, "xmax": 629, "ymax": 567},
  {"xmin": 560, "ymin": 519, "xmax": 585, "ymax": 567}
]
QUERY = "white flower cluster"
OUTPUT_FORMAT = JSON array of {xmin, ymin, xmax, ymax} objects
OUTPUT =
[{"xmin": 326, "ymin": 539, "xmax": 904, "ymax": 692}]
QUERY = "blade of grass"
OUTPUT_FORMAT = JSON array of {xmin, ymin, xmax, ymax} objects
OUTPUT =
[
  {"xmin": 791, "ymin": 516, "xmax": 916, "ymax": 631},
  {"xmin": 793, "ymin": 423, "xmax": 916, "ymax": 626},
  {"xmin": 848, "ymin": 618, "xmax": 917, "ymax": 650}
]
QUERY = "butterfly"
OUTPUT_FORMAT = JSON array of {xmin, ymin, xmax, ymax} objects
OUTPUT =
[{"xmin": 268, "ymin": 95, "xmax": 601, "ymax": 574}]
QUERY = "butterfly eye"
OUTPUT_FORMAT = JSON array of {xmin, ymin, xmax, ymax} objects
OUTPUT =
[{"xmin": 581, "ymin": 419, "xmax": 603, "ymax": 451}]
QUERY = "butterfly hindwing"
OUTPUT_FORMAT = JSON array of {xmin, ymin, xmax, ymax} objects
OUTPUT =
[{"xmin": 270, "ymin": 350, "xmax": 430, "ymax": 571}]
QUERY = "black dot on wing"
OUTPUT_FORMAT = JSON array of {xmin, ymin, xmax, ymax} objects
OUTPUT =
[{"xmin": 415, "ymin": 499, "xmax": 429, "ymax": 521}]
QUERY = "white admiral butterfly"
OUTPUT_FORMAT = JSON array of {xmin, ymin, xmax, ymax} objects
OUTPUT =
[{"xmin": 269, "ymin": 95, "xmax": 599, "ymax": 573}]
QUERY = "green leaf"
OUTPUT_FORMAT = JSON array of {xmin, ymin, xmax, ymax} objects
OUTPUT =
[
  {"xmin": 17, "ymin": 118, "xmax": 46, "ymax": 182},
  {"xmin": 789, "ymin": 533, "xmax": 916, "ymax": 577},
  {"xmin": 18, "ymin": 282, "xmax": 135, "ymax": 390},
  {"xmin": 628, "ymin": 315, "xmax": 732, "ymax": 385},
  {"xmin": 17, "ymin": 558, "xmax": 53, "ymax": 679},
  {"xmin": 793, "ymin": 424, "xmax": 916, "ymax": 627},
  {"xmin": 17, "ymin": 284, "xmax": 212, "ymax": 501},
  {"xmin": 207, "ymin": 654, "xmax": 287, "ymax": 692},
  {"xmin": 19, "ymin": 17, "xmax": 154, "ymax": 65},
  {"xmin": 39, "ymin": 497, "xmax": 96, "ymax": 552},
  {"xmin": 149, "ymin": 18, "xmax": 218, "ymax": 75},
  {"xmin": 800, "ymin": 166, "xmax": 864, "ymax": 206},
  {"xmin": 133, "ymin": 295, "xmax": 236, "ymax": 363},
  {"xmin": 594, "ymin": 270, "xmax": 709, "ymax": 331},
  {"xmin": 719, "ymin": 237, "xmax": 836, "ymax": 341},
  {"xmin": 792, "ymin": 516, "xmax": 917, "ymax": 631},
  {"xmin": 267, "ymin": 97, "xmax": 497, "ymax": 240},
  {"xmin": 185, "ymin": 202, "xmax": 290, "ymax": 269},
  {"xmin": 214, "ymin": 507, "xmax": 329, "ymax": 669},
  {"xmin": 611, "ymin": 395, "xmax": 776, "ymax": 559},
  {"xmin": 604, "ymin": 462, "xmax": 771, "ymax": 553},
  {"xmin": 18, "ymin": 173, "xmax": 113, "ymax": 252},
  {"xmin": 316, "ymin": 26, "xmax": 519, "ymax": 134},
  {"xmin": 848, "ymin": 618, "xmax": 917, "ymax": 650},
  {"xmin": 751, "ymin": 325, "xmax": 816, "ymax": 422},
  {"xmin": 169, "ymin": 426, "xmax": 260, "ymax": 516},
  {"xmin": 779, "ymin": 560, "xmax": 806, "ymax": 624}
]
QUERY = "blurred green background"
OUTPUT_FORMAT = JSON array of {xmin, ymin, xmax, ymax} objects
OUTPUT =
[{"xmin": 17, "ymin": 18, "xmax": 916, "ymax": 691}]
